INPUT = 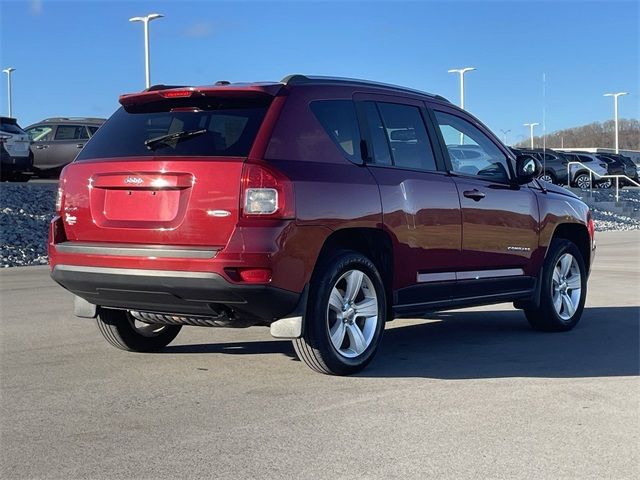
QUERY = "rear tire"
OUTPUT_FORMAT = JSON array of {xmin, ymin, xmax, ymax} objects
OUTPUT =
[
  {"xmin": 293, "ymin": 251, "xmax": 386, "ymax": 375},
  {"xmin": 97, "ymin": 309, "xmax": 181, "ymax": 352},
  {"xmin": 574, "ymin": 173, "xmax": 591, "ymax": 189},
  {"xmin": 525, "ymin": 239, "xmax": 587, "ymax": 332}
]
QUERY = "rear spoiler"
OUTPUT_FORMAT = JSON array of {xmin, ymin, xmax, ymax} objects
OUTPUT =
[{"xmin": 119, "ymin": 84, "xmax": 284, "ymax": 107}]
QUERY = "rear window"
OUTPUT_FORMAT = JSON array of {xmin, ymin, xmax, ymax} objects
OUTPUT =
[
  {"xmin": 0, "ymin": 119, "xmax": 25, "ymax": 135},
  {"xmin": 77, "ymin": 97, "xmax": 271, "ymax": 160}
]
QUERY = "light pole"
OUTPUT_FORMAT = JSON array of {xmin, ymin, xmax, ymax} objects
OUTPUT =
[
  {"xmin": 2, "ymin": 67, "xmax": 15, "ymax": 117},
  {"xmin": 524, "ymin": 123, "xmax": 539, "ymax": 149},
  {"xmin": 603, "ymin": 92, "xmax": 628, "ymax": 153},
  {"xmin": 129, "ymin": 13, "xmax": 164, "ymax": 89},
  {"xmin": 500, "ymin": 129, "xmax": 511, "ymax": 145},
  {"xmin": 447, "ymin": 67, "xmax": 476, "ymax": 110}
]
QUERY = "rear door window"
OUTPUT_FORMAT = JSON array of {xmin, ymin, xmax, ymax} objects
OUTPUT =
[
  {"xmin": 55, "ymin": 125, "xmax": 89, "ymax": 140},
  {"xmin": 376, "ymin": 102, "xmax": 437, "ymax": 171},
  {"xmin": 77, "ymin": 97, "xmax": 271, "ymax": 160}
]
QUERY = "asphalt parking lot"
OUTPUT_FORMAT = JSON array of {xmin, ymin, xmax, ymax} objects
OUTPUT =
[{"xmin": 1, "ymin": 231, "xmax": 638, "ymax": 479}]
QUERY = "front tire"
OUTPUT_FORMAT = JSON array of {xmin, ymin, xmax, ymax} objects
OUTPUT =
[
  {"xmin": 539, "ymin": 172, "xmax": 555, "ymax": 184},
  {"xmin": 97, "ymin": 309, "xmax": 182, "ymax": 352},
  {"xmin": 293, "ymin": 251, "xmax": 386, "ymax": 375},
  {"xmin": 525, "ymin": 239, "xmax": 587, "ymax": 332}
]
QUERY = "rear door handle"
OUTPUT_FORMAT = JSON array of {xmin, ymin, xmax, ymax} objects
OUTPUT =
[
  {"xmin": 463, "ymin": 189, "xmax": 486, "ymax": 201},
  {"xmin": 35, "ymin": 145, "xmax": 48, "ymax": 150},
  {"xmin": 76, "ymin": 144, "xmax": 85, "ymax": 148}
]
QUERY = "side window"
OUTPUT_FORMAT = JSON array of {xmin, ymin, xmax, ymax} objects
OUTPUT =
[
  {"xmin": 376, "ymin": 102, "xmax": 437, "ymax": 171},
  {"xmin": 54, "ymin": 125, "xmax": 86, "ymax": 140},
  {"xmin": 78, "ymin": 127, "xmax": 90, "ymax": 140},
  {"xmin": 26, "ymin": 125, "xmax": 53, "ymax": 142},
  {"xmin": 88, "ymin": 126, "xmax": 99, "ymax": 136},
  {"xmin": 359, "ymin": 102, "xmax": 392, "ymax": 165},
  {"xmin": 434, "ymin": 111, "xmax": 510, "ymax": 182},
  {"xmin": 310, "ymin": 100, "xmax": 360, "ymax": 161},
  {"xmin": 578, "ymin": 155, "xmax": 592, "ymax": 163}
]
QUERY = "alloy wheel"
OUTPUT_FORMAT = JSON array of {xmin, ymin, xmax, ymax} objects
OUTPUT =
[
  {"xmin": 551, "ymin": 253, "xmax": 582, "ymax": 321},
  {"xmin": 326, "ymin": 269, "xmax": 379, "ymax": 358},
  {"xmin": 539, "ymin": 174, "xmax": 554, "ymax": 184},
  {"xmin": 576, "ymin": 175, "xmax": 590, "ymax": 189}
]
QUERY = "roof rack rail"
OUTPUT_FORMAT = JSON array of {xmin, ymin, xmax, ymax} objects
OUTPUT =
[
  {"xmin": 280, "ymin": 74, "xmax": 450, "ymax": 103},
  {"xmin": 43, "ymin": 117, "xmax": 106, "ymax": 123}
]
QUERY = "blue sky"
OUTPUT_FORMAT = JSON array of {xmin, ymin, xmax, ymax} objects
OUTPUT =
[{"xmin": 1, "ymin": 0, "xmax": 638, "ymax": 144}]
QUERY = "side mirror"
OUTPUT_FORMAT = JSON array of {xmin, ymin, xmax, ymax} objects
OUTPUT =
[{"xmin": 515, "ymin": 155, "xmax": 542, "ymax": 184}]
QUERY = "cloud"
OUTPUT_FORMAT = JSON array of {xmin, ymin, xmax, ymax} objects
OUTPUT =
[
  {"xmin": 29, "ymin": 0, "xmax": 43, "ymax": 15},
  {"xmin": 184, "ymin": 22, "xmax": 214, "ymax": 38}
]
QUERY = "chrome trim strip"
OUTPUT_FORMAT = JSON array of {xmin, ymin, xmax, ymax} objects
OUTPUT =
[
  {"xmin": 417, "ymin": 268, "xmax": 524, "ymax": 283},
  {"xmin": 53, "ymin": 265, "xmax": 220, "ymax": 278},
  {"xmin": 456, "ymin": 268, "xmax": 524, "ymax": 280},
  {"xmin": 55, "ymin": 242, "xmax": 218, "ymax": 259},
  {"xmin": 416, "ymin": 272, "xmax": 456, "ymax": 283}
]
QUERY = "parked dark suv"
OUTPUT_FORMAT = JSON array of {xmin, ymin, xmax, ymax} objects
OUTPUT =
[
  {"xmin": 49, "ymin": 75, "xmax": 595, "ymax": 375},
  {"xmin": 510, "ymin": 147, "xmax": 569, "ymax": 185},
  {"xmin": 25, "ymin": 117, "xmax": 105, "ymax": 177}
]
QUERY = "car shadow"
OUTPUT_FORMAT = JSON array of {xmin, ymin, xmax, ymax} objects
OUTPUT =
[
  {"xmin": 161, "ymin": 306, "xmax": 639, "ymax": 379},
  {"xmin": 362, "ymin": 306, "xmax": 639, "ymax": 379}
]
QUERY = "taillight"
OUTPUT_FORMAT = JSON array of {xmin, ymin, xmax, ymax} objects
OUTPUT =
[
  {"xmin": 587, "ymin": 212, "xmax": 595, "ymax": 240},
  {"xmin": 241, "ymin": 163, "xmax": 294, "ymax": 218},
  {"xmin": 55, "ymin": 186, "xmax": 63, "ymax": 213}
]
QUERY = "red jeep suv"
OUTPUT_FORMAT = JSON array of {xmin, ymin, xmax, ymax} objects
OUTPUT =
[{"xmin": 49, "ymin": 75, "xmax": 595, "ymax": 375}]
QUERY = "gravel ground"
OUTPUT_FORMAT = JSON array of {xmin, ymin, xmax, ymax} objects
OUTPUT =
[
  {"xmin": 1, "ymin": 182, "xmax": 639, "ymax": 268},
  {"xmin": 1, "ymin": 183, "xmax": 57, "ymax": 268}
]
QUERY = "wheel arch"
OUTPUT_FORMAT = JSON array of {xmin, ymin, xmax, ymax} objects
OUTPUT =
[
  {"xmin": 549, "ymin": 222, "xmax": 591, "ymax": 274},
  {"xmin": 314, "ymin": 227, "xmax": 394, "ymax": 318}
]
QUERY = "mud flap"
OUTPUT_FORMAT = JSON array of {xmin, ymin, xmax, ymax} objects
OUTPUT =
[{"xmin": 270, "ymin": 284, "xmax": 308, "ymax": 339}]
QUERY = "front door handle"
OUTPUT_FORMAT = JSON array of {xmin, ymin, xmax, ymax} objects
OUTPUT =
[
  {"xmin": 463, "ymin": 189, "xmax": 486, "ymax": 201},
  {"xmin": 76, "ymin": 144, "xmax": 85, "ymax": 148},
  {"xmin": 35, "ymin": 145, "xmax": 48, "ymax": 150}
]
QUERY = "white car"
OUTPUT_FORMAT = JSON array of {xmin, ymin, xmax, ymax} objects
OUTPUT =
[{"xmin": 0, "ymin": 117, "xmax": 33, "ymax": 181}]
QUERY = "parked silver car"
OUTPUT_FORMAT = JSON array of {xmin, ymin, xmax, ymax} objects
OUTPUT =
[
  {"xmin": 562, "ymin": 152, "xmax": 610, "ymax": 189},
  {"xmin": 25, "ymin": 117, "xmax": 105, "ymax": 177}
]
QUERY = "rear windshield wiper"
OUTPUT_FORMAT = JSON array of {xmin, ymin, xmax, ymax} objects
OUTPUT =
[{"xmin": 144, "ymin": 129, "xmax": 207, "ymax": 151}]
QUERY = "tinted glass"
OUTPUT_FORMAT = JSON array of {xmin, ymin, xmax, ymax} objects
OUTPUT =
[
  {"xmin": 78, "ymin": 97, "xmax": 270, "ymax": 160},
  {"xmin": 376, "ymin": 102, "xmax": 436, "ymax": 171},
  {"xmin": 310, "ymin": 100, "xmax": 360, "ymax": 160},
  {"xmin": 88, "ymin": 126, "xmax": 99, "ymax": 136},
  {"xmin": 435, "ymin": 111, "xmax": 510, "ymax": 182},
  {"xmin": 360, "ymin": 102, "xmax": 391, "ymax": 165},
  {"xmin": 0, "ymin": 120, "xmax": 24, "ymax": 134},
  {"xmin": 26, "ymin": 125, "xmax": 53, "ymax": 141},
  {"xmin": 55, "ymin": 125, "xmax": 87, "ymax": 140},
  {"xmin": 577, "ymin": 155, "xmax": 593, "ymax": 163}
]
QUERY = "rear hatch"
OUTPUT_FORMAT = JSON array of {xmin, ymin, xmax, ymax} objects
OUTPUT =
[
  {"xmin": 0, "ymin": 117, "xmax": 31, "ymax": 158},
  {"xmin": 59, "ymin": 85, "xmax": 280, "ymax": 248}
]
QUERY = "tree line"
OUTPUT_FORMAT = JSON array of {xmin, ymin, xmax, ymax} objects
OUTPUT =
[{"xmin": 515, "ymin": 118, "xmax": 639, "ymax": 150}]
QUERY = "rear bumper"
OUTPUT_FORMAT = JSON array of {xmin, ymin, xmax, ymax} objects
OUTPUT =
[
  {"xmin": 51, "ymin": 264, "xmax": 301, "ymax": 325},
  {"xmin": 1, "ymin": 154, "xmax": 33, "ymax": 174}
]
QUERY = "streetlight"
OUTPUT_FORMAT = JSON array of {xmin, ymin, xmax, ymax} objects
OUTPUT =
[
  {"xmin": 603, "ymin": 92, "xmax": 628, "ymax": 154},
  {"xmin": 447, "ymin": 67, "xmax": 476, "ymax": 110},
  {"xmin": 2, "ymin": 67, "xmax": 15, "ymax": 117},
  {"xmin": 524, "ymin": 123, "xmax": 539, "ymax": 149},
  {"xmin": 129, "ymin": 13, "xmax": 164, "ymax": 89},
  {"xmin": 500, "ymin": 129, "xmax": 511, "ymax": 145}
]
